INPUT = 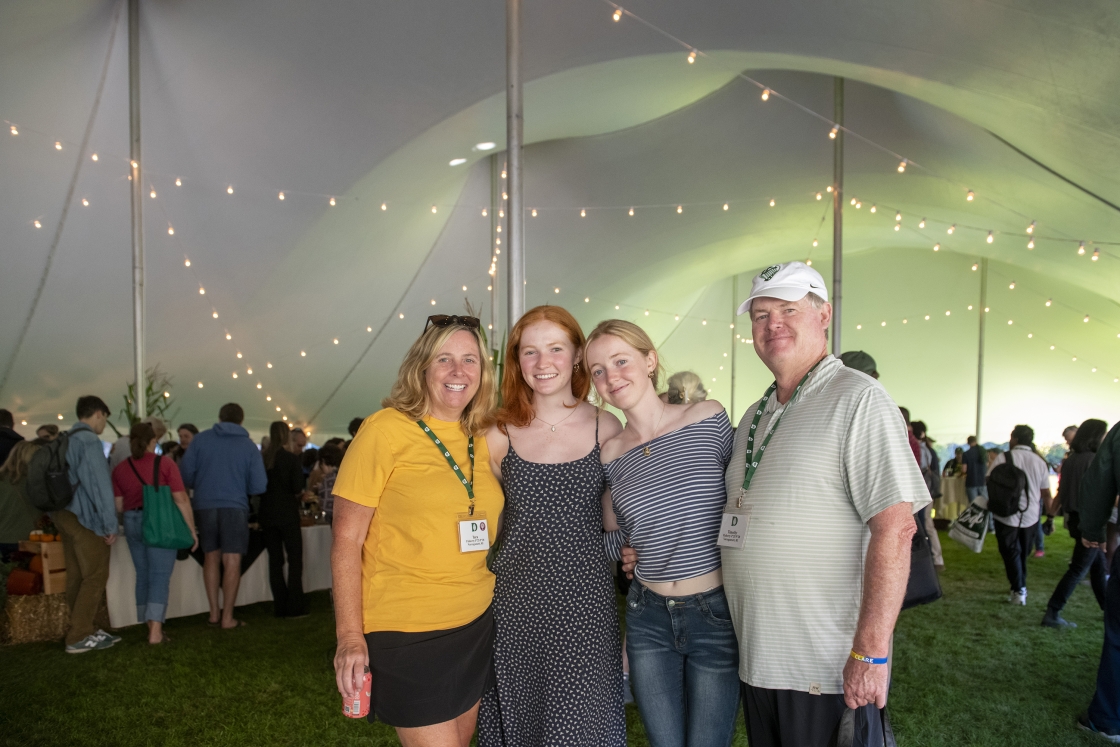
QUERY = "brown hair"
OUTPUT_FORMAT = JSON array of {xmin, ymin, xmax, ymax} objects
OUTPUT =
[
  {"xmin": 584, "ymin": 319, "xmax": 665, "ymax": 395},
  {"xmin": 381, "ymin": 322, "xmax": 496, "ymax": 435},
  {"xmin": 262, "ymin": 421, "xmax": 289, "ymax": 470},
  {"xmin": 129, "ymin": 422, "xmax": 156, "ymax": 461},
  {"xmin": 0, "ymin": 440, "xmax": 41, "ymax": 484},
  {"xmin": 495, "ymin": 305, "xmax": 590, "ymax": 432}
]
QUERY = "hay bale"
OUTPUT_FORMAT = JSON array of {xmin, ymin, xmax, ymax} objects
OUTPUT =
[{"xmin": 4, "ymin": 594, "xmax": 69, "ymax": 645}]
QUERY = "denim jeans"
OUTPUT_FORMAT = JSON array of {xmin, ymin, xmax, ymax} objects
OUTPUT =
[
  {"xmin": 625, "ymin": 582, "xmax": 740, "ymax": 747},
  {"xmin": 1047, "ymin": 511, "xmax": 1107, "ymax": 614},
  {"xmin": 1089, "ymin": 549, "xmax": 1120, "ymax": 733},
  {"xmin": 965, "ymin": 485, "xmax": 988, "ymax": 503},
  {"xmin": 123, "ymin": 510, "xmax": 178, "ymax": 623}
]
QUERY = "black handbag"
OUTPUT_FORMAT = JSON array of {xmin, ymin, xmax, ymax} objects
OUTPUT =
[
  {"xmin": 902, "ymin": 507, "xmax": 942, "ymax": 610},
  {"xmin": 834, "ymin": 705, "xmax": 897, "ymax": 747}
]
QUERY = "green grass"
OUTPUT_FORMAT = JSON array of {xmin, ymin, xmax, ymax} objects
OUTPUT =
[{"xmin": 0, "ymin": 529, "xmax": 1108, "ymax": 746}]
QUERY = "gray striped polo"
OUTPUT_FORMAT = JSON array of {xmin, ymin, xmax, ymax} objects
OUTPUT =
[{"xmin": 721, "ymin": 354, "xmax": 929, "ymax": 694}]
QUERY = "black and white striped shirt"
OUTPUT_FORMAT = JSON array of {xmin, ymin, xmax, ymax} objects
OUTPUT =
[{"xmin": 604, "ymin": 412, "xmax": 733, "ymax": 583}]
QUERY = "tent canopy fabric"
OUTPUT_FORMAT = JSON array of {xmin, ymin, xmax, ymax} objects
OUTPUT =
[{"xmin": 2, "ymin": 0, "xmax": 1118, "ymax": 444}]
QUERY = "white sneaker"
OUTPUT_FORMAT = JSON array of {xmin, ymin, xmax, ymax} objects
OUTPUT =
[
  {"xmin": 1007, "ymin": 589, "xmax": 1027, "ymax": 605},
  {"xmin": 65, "ymin": 633, "xmax": 115, "ymax": 654}
]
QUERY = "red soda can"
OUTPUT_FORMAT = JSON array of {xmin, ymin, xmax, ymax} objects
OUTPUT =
[{"xmin": 343, "ymin": 667, "xmax": 372, "ymax": 719}]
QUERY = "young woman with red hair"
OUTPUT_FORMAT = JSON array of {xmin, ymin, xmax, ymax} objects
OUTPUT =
[{"xmin": 477, "ymin": 305, "xmax": 628, "ymax": 747}]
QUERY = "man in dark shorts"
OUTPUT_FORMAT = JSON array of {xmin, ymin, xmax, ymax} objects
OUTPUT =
[{"xmin": 180, "ymin": 403, "xmax": 267, "ymax": 629}]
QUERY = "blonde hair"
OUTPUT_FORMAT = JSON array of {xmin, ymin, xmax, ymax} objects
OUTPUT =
[
  {"xmin": 382, "ymin": 323, "xmax": 496, "ymax": 435},
  {"xmin": 584, "ymin": 319, "xmax": 665, "ymax": 393},
  {"xmin": 666, "ymin": 371, "xmax": 708, "ymax": 404},
  {"xmin": 0, "ymin": 440, "xmax": 41, "ymax": 484}
]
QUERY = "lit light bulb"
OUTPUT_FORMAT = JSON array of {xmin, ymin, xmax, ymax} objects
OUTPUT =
[
  {"xmin": 267, "ymin": 362, "xmax": 272, "ymax": 368},
  {"xmin": 966, "ymin": 190, "xmax": 974, "ymax": 201},
  {"xmin": 580, "ymin": 209, "xmax": 586, "ymax": 218},
  {"xmin": 1084, "ymin": 315, "xmax": 1091, "ymax": 323},
  {"xmin": 329, "ymin": 197, "xmax": 336, "ymax": 206},
  {"xmin": 462, "ymin": 286, "xmax": 467, "ymax": 291},
  {"xmin": 198, "ymin": 382, "xmax": 204, "ymax": 388},
  {"xmin": 674, "ymin": 315, "xmax": 680, "ymax": 321},
  {"xmin": 933, "ymin": 243, "xmax": 940, "ymax": 251},
  {"xmin": 266, "ymin": 396, "xmax": 272, "ymax": 401},
  {"xmin": 399, "ymin": 313, "xmax": 404, "ymax": 319},
  {"xmin": 870, "ymin": 204, "xmax": 876, "ymax": 213},
  {"xmin": 760, "ymin": 88, "xmax": 770, "ymax": 101},
  {"xmin": 723, "ymin": 203, "xmax": 729, "ymax": 211},
  {"xmin": 851, "ymin": 198, "xmax": 857, "ymax": 206},
  {"xmin": 585, "ymin": 297, "xmax": 590, "ymax": 303},
  {"xmin": 499, "ymin": 210, "xmax": 504, "ymax": 217},
  {"xmin": 33, "ymin": 220, "xmax": 41, "ymax": 228},
  {"xmin": 855, "ymin": 201, "xmax": 862, "ymax": 209},
  {"xmin": 487, "ymin": 286, "xmax": 492, "ymax": 291},
  {"xmin": 227, "ymin": 186, "xmax": 234, "ymax": 194},
  {"xmin": 629, "ymin": 207, "xmax": 635, "ymax": 216},
  {"xmin": 702, "ymin": 320, "xmax": 707, "ymax": 325},
  {"xmin": 816, "ymin": 193, "xmax": 822, "ymax": 201},
  {"xmin": 430, "ymin": 299, "xmax": 437, "ymax": 305},
  {"xmin": 924, "ymin": 315, "xmax": 930, "ymax": 320},
  {"xmin": 150, "ymin": 189, "xmax": 157, "ymax": 199},
  {"xmin": 225, "ymin": 333, "xmax": 232, "ymax": 340},
  {"xmin": 282, "ymin": 416, "xmax": 288, "ymax": 421},
  {"xmin": 1045, "ymin": 298, "xmax": 1052, "ymax": 307},
  {"xmin": 769, "ymin": 199, "xmax": 776, "ymax": 207},
  {"xmin": 300, "ymin": 350, "xmax": 306, "ymax": 356},
  {"xmin": 1027, "ymin": 238, "xmax": 1035, "ymax": 249},
  {"xmin": 1078, "ymin": 241, "xmax": 1086, "ymax": 255},
  {"xmin": 333, "ymin": 338, "xmax": 339, "ymax": 345},
  {"xmin": 881, "ymin": 321, "xmax": 886, "ymax": 327},
  {"xmin": 449, "ymin": 158, "xmax": 467, "ymax": 166},
  {"xmin": 946, "ymin": 311, "xmax": 951, "ymax": 316},
  {"xmin": 918, "ymin": 218, "xmax": 926, "ymax": 228},
  {"xmin": 257, "ymin": 383, "xmax": 262, "ymax": 389},
  {"xmin": 897, "ymin": 160, "xmax": 907, "ymax": 173},
  {"xmin": 687, "ymin": 49, "xmax": 697, "ymax": 64},
  {"xmin": 968, "ymin": 305, "xmax": 974, "ymax": 310},
  {"xmin": 381, "ymin": 203, "xmax": 387, "ymax": 211},
  {"xmin": 615, "ymin": 305, "xmax": 620, "ymax": 310},
  {"xmin": 91, "ymin": 153, "xmax": 98, "ymax": 161},
  {"xmin": 481, "ymin": 208, "xmax": 488, "ymax": 217},
  {"xmin": 555, "ymin": 288, "xmax": 561, "ymax": 294},
  {"xmin": 276, "ymin": 406, "xmax": 281, "ymax": 412},
  {"xmin": 232, "ymin": 372, "xmax": 238, "ymax": 379},
  {"xmin": 184, "ymin": 258, "xmax": 191, "ymax": 267},
  {"xmin": 947, "ymin": 224, "xmax": 955, "ymax": 235},
  {"xmin": 431, "ymin": 205, "xmax": 437, "ymax": 213},
  {"xmin": 81, "ymin": 198, "xmax": 89, "ymax": 207},
  {"xmin": 806, "ymin": 259, "xmax": 813, "ymax": 266},
  {"xmin": 812, "ymin": 239, "xmax": 819, "ymax": 247},
  {"xmin": 9, "ymin": 125, "xmax": 16, "ymax": 135},
  {"xmin": 20, "ymin": 420, "xmax": 25, "ymax": 426},
  {"xmin": 1028, "ymin": 333, "xmax": 1032, "ymax": 338},
  {"xmin": 644, "ymin": 310, "xmax": 649, "ymax": 316},
  {"xmin": 174, "ymin": 177, "xmax": 181, "ymax": 186},
  {"xmin": 502, "ymin": 192, "xmax": 508, "ymax": 200},
  {"xmin": 826, "ymin": 185, "xmax": 833, "ymax": 193},
  {"xmin": 236, "ymin": 352, "xmax": 243, "ymax": 359},
  {"xmin": 501, "ymin": 170, "xmax": 507, "ymax": 179},
  {"xmin": 1009, "ymin": 282, "xmax": 1016, "ymax": 289},
  {"xmin": 986, "ymin": 231, "xmax": 994, "ymax": 244},
  {"xmin": 212, "ymin": 311, "xmax": 218, "ymax": 318},
  {"xmin": 856, "ymin": 325, "xmax": 862, "ymax": 330},
  {"xmin": 1007, "ymin": 320, "xmax": 1013, "ymax": 325},
  {"xmin": 677, "ymin": 205, "xmax": 684, "ymax": 213},
  {"xmin": 895, "ymin": 211, "xmax": 902, "ymax": 221},
  {"xmin": 247, "ymin": 368, "xmax": 253, "ymax": 374},
  {"xmin": 972, "ymin": 264, "xmax": 979, "ymax": 271},
  {"xmin": 894, "ymin": 224, "xmax": 901, "ymax": 231},
  {"xmin": 131, "ymin": 161, "xmax": 138, "ymax": 169},
  {"xmin": 531, "ymin": 208, "xmax": 537, "ymax": 217},
  {"xmin": 1027, "ymin": 221, "xmax": 1035, "ymax": 234},
  {"xmin": 903, "ymin": 319, "xmax": 908, "ymax": 324},
  {"xmin": 55, "ymin": 141, "xmax": 62, "ymax": 150},
  {"xmin": 829, "ymin": 126, "xmax": 838, "ymax": 139},
  {"xmin": 199, "ymin": 287, "xmax": 205, "ymax": 295},
  {"xmin": 612, "ymin": 8, "xmax": 622, "ymax": 21},
  {"xmin": 278, "ymin": 191, "xmax": 285, "ymax": 200},
  {"xmin": 1092, "ymin": 249, "xmax": 1100, "ymax": 261},
  {"xmin": 168, "ymin": 226, "xmax": 175, "ymax": 235}
]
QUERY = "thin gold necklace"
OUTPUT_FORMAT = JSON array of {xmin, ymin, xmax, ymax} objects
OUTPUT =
[
  {"xmin": 639, "ymin": 403, "xmax": 668, "ymax": 457},
  {"xmin": 534, "ymin": 403, "xmax": 578, "ymax": 432}
]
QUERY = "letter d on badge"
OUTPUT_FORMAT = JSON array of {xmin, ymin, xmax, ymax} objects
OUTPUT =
[{"xmin": 717, "ymin": 511, "xmax": 748, "ymax": 549}]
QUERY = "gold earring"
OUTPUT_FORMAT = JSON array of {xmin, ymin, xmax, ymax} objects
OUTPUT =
[
  {"xmin": 648, "ymin": 372, "xmax": 655, "ymax": 379},
  {"xmin": 574, "ymin": 363, "xmax": 579, "ymax": 371}
]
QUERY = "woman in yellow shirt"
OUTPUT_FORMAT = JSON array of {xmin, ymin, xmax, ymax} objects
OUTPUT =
[{"xmin": 332, "ymin": 315, "xmax": 503, "ymax": 746}]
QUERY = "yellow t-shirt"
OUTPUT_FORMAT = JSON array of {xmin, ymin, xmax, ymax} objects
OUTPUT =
[{"xmin": 332, "ymin": 407, "xmax": 504, "ymax": 633}]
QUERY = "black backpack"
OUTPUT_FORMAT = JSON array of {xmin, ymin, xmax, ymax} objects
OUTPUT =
[
  {"xmin": 26, "ymin": 432, "xmax": 76, "ymax": 511},
  {"xmin": 987, "ymin": 449, "xmax": 1027, "ymax": 518}
]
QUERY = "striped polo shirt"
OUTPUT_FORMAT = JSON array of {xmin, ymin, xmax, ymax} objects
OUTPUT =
[
  {"xmin": 722, "ymin": 355, "xmax": 929, "ymax": 693},
  {"xmin": 604, "ymin": 412, "xmax": 733, "ymax": 583}
]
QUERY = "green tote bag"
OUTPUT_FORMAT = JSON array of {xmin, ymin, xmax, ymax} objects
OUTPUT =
[{"xmin": 129, "ymin": 456, "xmax": 194, "ymax": 549}]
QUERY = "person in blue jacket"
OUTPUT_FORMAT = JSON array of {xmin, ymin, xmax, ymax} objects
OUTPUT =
[{"xmin": 180, "ymin": 403, "xmax": 267, "ymax": 629}]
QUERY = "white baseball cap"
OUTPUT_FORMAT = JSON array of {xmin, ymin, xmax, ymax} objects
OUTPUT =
[{"xmin": 737, "ymin": 261, "xmax": 828, "ymax": 316}]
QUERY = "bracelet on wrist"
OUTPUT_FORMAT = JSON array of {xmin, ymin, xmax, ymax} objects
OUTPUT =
[{"xmin": 850, "ymin": 650, "xmax": 888, "ymax": 665}]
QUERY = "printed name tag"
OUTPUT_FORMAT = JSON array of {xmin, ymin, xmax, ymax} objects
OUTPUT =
[
  {"xmin": 716, "ymin": 511, "xmax": 749, "ymax": 549},
  {"xmin": 458, "ymin": 518, "xmax": 491, "ymax": 553}
]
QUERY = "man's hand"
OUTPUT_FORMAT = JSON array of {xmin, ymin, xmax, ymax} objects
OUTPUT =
[
  {"xmin": 1083, "ymin": 537, "xmax": 1105, "ymax": 549},
  {"xmin": 842, "ymin": 655, "xmax": 889, "ymax": 709},
  {"xmin": 620, "ymin": 545, "xmax": 638, "ymax": 579},
  {"xmin": 104, "ymin": 533, "xmax": 117, "ymax": 546}
]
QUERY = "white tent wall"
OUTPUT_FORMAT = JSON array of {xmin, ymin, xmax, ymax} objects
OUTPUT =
[{"xmin": 1, "ymin": 1, "xmax": 1118, "ymax": 443}]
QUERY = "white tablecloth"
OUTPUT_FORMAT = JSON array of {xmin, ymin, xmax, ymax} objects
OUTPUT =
[{"xmin": 107, "ymin": 524, "xmax": 332, "ymax": 628}]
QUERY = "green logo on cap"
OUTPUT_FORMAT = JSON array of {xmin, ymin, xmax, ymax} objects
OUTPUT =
[{"xmin": 760, "ymin": 265, "xmax": 781, "ymax": 281}]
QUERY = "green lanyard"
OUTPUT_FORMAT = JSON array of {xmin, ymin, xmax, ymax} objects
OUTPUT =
[
  {"xmin": 417, "ymin": 420, "xmax": 476, "ymax": 514},
  {"xmin": 738, "ymin": 358, "xmax": 824, "ymax": 506}
]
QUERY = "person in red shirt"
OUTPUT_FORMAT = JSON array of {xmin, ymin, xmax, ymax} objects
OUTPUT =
[{"xmin": 112, "ymin": 422, "xmax": 197, "ymax": 644}]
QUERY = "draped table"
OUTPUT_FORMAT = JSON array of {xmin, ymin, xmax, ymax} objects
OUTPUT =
[
  {"xmin": 932, "ymin": 474, "xmax": 968, "ymax": 522},
  {"xmin": 106, "ymin": 524, "xmax": 332, "ymax": 628}
]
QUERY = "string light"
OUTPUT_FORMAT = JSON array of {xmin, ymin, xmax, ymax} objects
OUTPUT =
[
  {"xmin": 986, "ymin": 231, "xmax": 994, "ymax": 244},
  {"xmin": 267, "ymin": 362, "xmax": 272, "ymax": 368},
  {"xmin": 225, "ymin": 333, "xmax": 232, "ymax": 340},
  {"xmin": 91, "ymin": 153, "xmax": 98, "ymax": 162},
  {"xmin": 702, "ymin": 320, "xmax": 707, "ymax": 325},
  {"xmin": 184, "ymin": 257, "xmax": 191, "ymax": 267},
  {"xmin": 947, "ymin": 225, "xmax": 955, "ymax": 235},
  {"xmin": 829, "ymin": 126, "xmax": 838, "ymax": 139},
  {"xmin": 585, "ymin": 297, "xmax": 590, "ymax": 303},
  {"xmin": 1027, "ymin": 221, "xmax": 1035, "ymax": 234},
  {"xmin": 580, "ymin": 209, "xmax": 586, "ymax": 218},
  {"xmin": 9, "ymin": 125, "xmax": 16, "ymax": 135},
  {"xmin": 430, "ymin": 299, "xmax": 437, "ymax": 305},
  {"xmin": 1009, "ymin": 281, "xmax": 1016, "ymax": 289},
  {"xmin": 760, "ymin": 88, "xmax": 770, "ymax": 101},
  {"xmin": 674, "ymin": 315, "xmax": 680, "ymax": 321},
  {"xmin": 612, "ymin": 7, "xmax": 622, "ymax": 21},
  {"xmin": 266, "ymin": 396, "xmax": 272, "ymax": 401},
  {"xmin": 54, "ymin": 141, "xmax": 62, "ymax": 150},
  {"xmin": 897, "ymin": 160, "xmax": 907, "ymax": 173},
  {"xmin": 966, "ymin": 190, "xmax": 974, "ymax": 201},
  {"xmin": 1084, "ymin": 315, "xmax": 1091, "ymax": 323},
  {"xmin": 816, "ymin": 193, "xmax": 822, "ymax": 201},
  {"xmin": 531, "ymin": 208, "xmax": 538, "ymax": 217},
  {"xmin": 226, "ymin": 186, "xmax": 234, "ymax": 194},
  {"xmin": 555, "ymin": 288, "xmax": 561, "ymax": 294},
  {"xmin": 1078, "ymin": 241, "xmax": 1086, "ymax": 255},
  {"xmin": 247, "ymin": 367, "xmax": 253, "ymax": 374},
  {"xmin": 33, "ymin": 220, "xmax": 41, "ymax": 228},
  {"xmin": 918, "ymin": 218, "xmax": 926, "ymax": 228},
  {"xmin": 805, "ymin": 259, "xmax": 813, "ymax": 266},
  {"xmin": 300, "ymin": 350, "xmax": 306, "ymax": 356},
  {"xmin": 399, "ymin": 313, "xmax": 404, "ymax": 319},
  {"xmin": 257, "ymin": 383, "xmax": 262, "ymax": 389},
  {"xmin": 198, "ymin": 381, "xmax": 204, "ymax": 388},
  {"xmin": 881, "ymin": 321, "xmax": 886, "ymax": 327},
  {"xmin": 615, "ymin": 305, "xmax": 620, "ymax": 310},
  {"xmin": 895, "ymin": 211, "xmax": 902, "ymax": 221},
  {"xmin": 168, "ymin": 225, "xmax": 174, "ymax": 235},
  {"xmin": 856, "ymin": 324, "xmax": 862, "ymax": 330},
  {"xmin": 381, "ymin": 203, "xmax": 387, "ymax": 211},
  {"xmin": 462, "ymin": 286, "xmax": 467, "ymax": 291},
  {"xmin": 278, "ymin": 191, "xmax": 285, "ymax": 200},
  {"xmin": 769, "ymin": 199, "xmax": 776, "ymax": 207},
  {"xmin": 131, "ymin": 161, "xmax": 138, "ymax": 169},
  {"xmin": 812, "ymin": 239, "xmax": 819, "ymax": 247},
  {"xmin": 723, "ymin": 203, "xmax": 729, "ymax": 211},
  {"xmin": 971, "ymin": 264, "xmax": 978, "ymax": 271},
  {"xmin": 481, "ymin": 208, "xmax": 488, "ymax": 217},
  {"xmin": 81, "ymin": 198, "xmax": 89, "ymax": 207},
  {"xmin": 198, "ymin": 286, "xmax": 205, "ymax": 295},
  {"xmin": 629, "ymin": 207, "xmax": 635, "ymax": 216},
  {"xmin": 644, "ymin": 310, "xmax": 650, "ymax": 316},
  {"xmin": 1092, "ymin": 249, "xmax": 1100, "ymax": 261},
  {"xmin": 924, "ymin": 315, "xmax": 930, "ymax": 320},
  {"xmin": 236, "ymin": 352, "xmax": 243, "ymax": 359},
  {"xmin": 677, "ymin": 205, "xmax": 683, "ymax": 213},
  {"xmin": 232, "ymin": 372, "xmax": 238, "ymax": 379},
  {"xmin": 687, "ymin": 49, "xmax": 697, "ymax": 64},
  {"xmin": 933, "ymin": 243, "xmax": 940, "ymax": 251},
  {"xmin": 174, "ymin": 177, "xmax": 181, "ymax": 186},
  {"xmin": 1027, "ymin": 238, "xmax": 1035, "ymax": 249},
  {"xmin": 150, "ymin": 188, "xmax": 157, "ymax": 199},
  {"xmin": 1046, "ymin": 298, "xmax": 1052, "ymax": 307},
  {"xmin": 212, "ymin": 311, "xmax": 218, "ymax": 318},
  {"xmin": 431, "ymin": 205, "xmax": 437, "ymax": 213},
  {"xmin": 894, "ymin": 223, "xmax": 900, "ymax": 231},
  {"xmin": 869, "ymin": 204, "xmax": 876, "ymax": 213},
  {"xmin": 329, "ymin": 197, "xmax": 336, "ymax": 206},
  {"xmin": 333, "ymin": 338, "xmax": 339, "ymax": 345},
  {"xmin": 826, "ymin": 186, "xmax": 833, "ymax": 192},
  {"xmin": 449, "ymin": 158, "xmax": 467, "ymax": 166},
  {"xmin": 855, "ymin": 201, "xmax": 861, "ymax": 209}
]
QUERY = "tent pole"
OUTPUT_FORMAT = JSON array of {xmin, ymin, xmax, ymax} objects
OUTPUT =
[
  {"xmin": 831, "ymin": 77, "xmax": 843, "ymax": 357},
  {"xmin": 489, "ymin": 155, "xmax": 499, "ymax": 345},
  {"xmin": 505, "ymin": 0, "xmax": 525, "ymax": 327},
  {"xmin": 129, "ymin": 0, "xmax": 145, "ymax": 419},
  {"xmin": 730, "ymin": 275, "xmax": 738, "ymax": 424},
  {"xmin": 976, "ymin": 258, "xmax": 988, "ymax": 440}
]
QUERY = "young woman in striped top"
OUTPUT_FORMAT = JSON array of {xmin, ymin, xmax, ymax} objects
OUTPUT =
[{"xmin": 585, "ymin": 320, "xmax": 740, "ymax": 747}]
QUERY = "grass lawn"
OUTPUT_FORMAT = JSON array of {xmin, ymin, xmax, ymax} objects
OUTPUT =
[{"xmin": 0, "ymin": 528, "xmax": 1109, "ymax": 746}]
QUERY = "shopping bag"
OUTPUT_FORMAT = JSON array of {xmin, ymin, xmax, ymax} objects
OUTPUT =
[
  {"xmin": 133, "ymin": 456, "xmax": 194, "ymax": 550},
  {"xmin": 948, "ymin": 497, "xmax": 989, "ymax": 553}
]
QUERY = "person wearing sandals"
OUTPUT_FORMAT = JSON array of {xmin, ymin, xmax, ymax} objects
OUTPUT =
[
  {"xmin": 585, "ymin": 319, "xmax": 740, "ymax": 747},
  {"xmin": 477, "ymin": 306, "xmax": 628, "ymax": 746},
  {"xmin": 111, "ymin": 422, "xmax": 198, "ymax": 644},
  {"xmin": 332, "ymin": 314, "xmax": 503, "ymax": 746}
]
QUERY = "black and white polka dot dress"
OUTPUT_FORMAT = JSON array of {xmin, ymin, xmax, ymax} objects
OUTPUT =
[{"xmin": 477, "ymin": 422, "xmax": 626, "ymax": 747}]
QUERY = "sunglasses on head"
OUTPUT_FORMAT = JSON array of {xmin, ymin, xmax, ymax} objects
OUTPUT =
[{"xmin": 424, "ymin": 314, "xmax": 481, "ymax": 332}]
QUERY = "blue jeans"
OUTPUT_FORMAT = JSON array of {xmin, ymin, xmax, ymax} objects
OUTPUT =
[
  {"xmin": 123, "ymin": 511, "xmax": 178, "ymax": 623},
  {"xmin": 965, "ymin": 485, "xmax": 988, "ymax": 503},
  {"xmin": 1089, "ymin": 549, "xmax": 1120, "ymax": 733},
  {"xmin": 625, "ymin": 582, "xmax": 740, "ymax": 747}
]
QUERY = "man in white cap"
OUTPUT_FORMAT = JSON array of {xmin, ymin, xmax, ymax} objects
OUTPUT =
[{"xmin": 719, "ymin": 261, "xmax": 929, "ymax": 746}]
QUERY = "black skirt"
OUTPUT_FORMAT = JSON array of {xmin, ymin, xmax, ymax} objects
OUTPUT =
[{"xmin": 365, "ymin": 606, "xmax": 496, "ymax": 728}]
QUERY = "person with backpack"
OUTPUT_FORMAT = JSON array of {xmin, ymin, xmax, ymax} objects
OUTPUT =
[
  {"xmin": 987, "ymin": 424, "xmax": 1051, "ymax": 606},
  {"xmin": 49, "ymin": 396, "xmax": 122, "ymax": 653},
  {"xmin": 112, "ymin": 422, "xmax": 198, "ymax": 644}
]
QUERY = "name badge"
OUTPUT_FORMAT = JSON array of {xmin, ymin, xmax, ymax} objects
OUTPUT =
[
  {"xmin": 716, "ymin": 510, "xmax": 749, "ymax": 549},
  {"xmin": 457, "ymin": 512, "xmax": 491, "ymax": 553}
]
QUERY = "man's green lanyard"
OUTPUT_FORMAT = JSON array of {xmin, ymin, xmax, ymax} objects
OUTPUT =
[
  {"xmin": 417, "ymin": 420, "xmax": 476, "ymax": 515},
  {"xmin": 738, "ymin": 358, "xmax": 824, "ymax": 507}
]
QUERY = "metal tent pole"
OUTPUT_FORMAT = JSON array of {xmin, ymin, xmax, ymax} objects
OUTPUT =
[
  {"xmin": 129, "ymin": 0, "xmax": 145, "ymax": 419},
  {"xmin": 505, "ymin": 0, "xmax": 525, "ymax": 327},
  {"xmin": 831, "ymin": 77, "xmax": 843, "ymax": 356},
  {"xmin": 730, "ymin": 275, "xmax": 738, "ymax": 424},
  {"xmin": 976, "ymin": 258, "xmax": 988, "ymax": 440}
]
